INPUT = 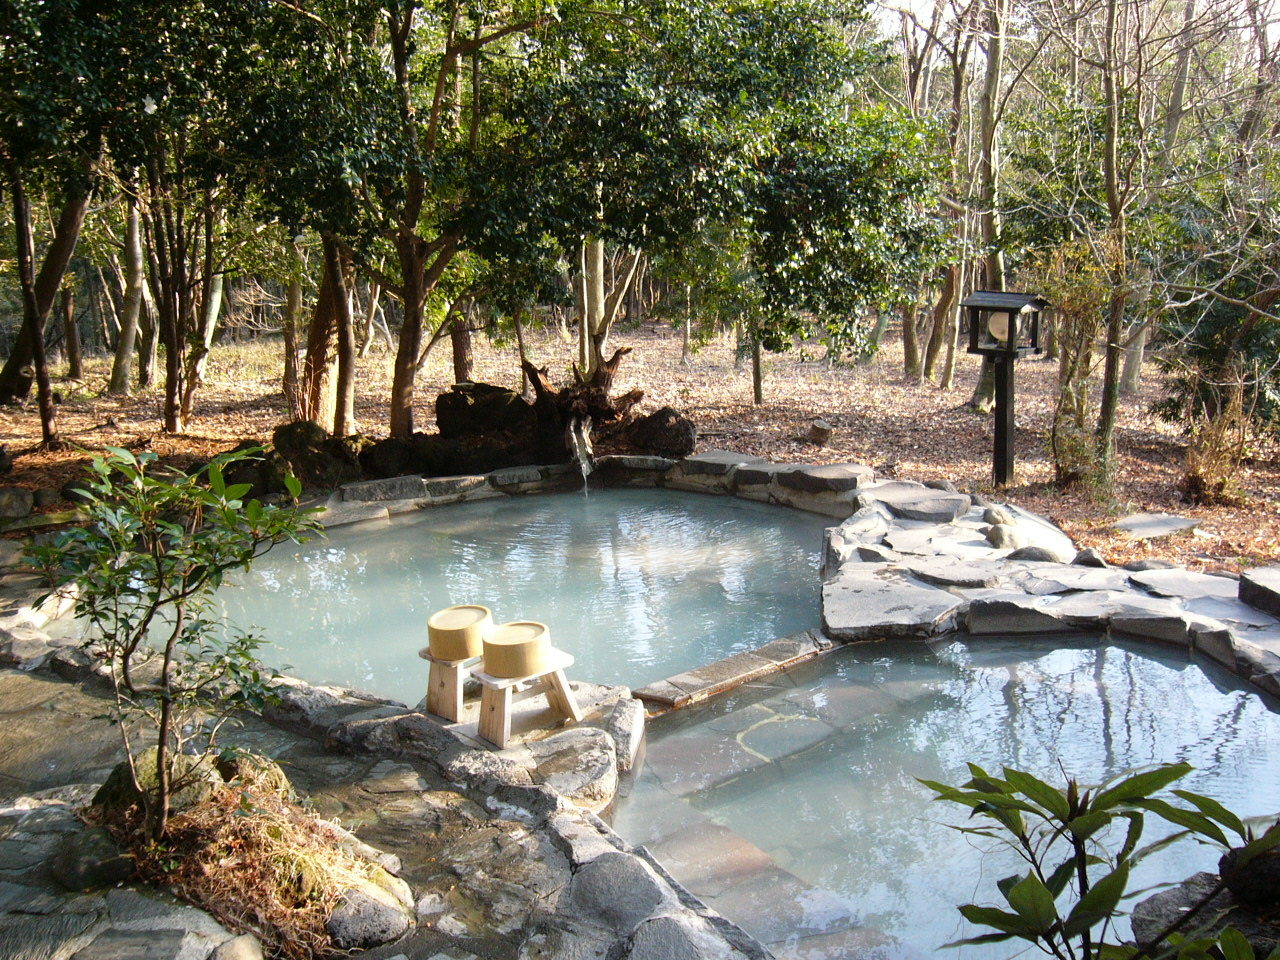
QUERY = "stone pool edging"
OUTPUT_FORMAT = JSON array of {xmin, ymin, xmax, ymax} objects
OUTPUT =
[{"xmin": 304, "ymin": 451, "xmax": 1280, "ymax": 706}]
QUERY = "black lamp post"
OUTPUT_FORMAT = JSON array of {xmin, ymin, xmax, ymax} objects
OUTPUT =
[{"xmin": 962, "ymin": 290, "xmax": 1048, "ymax": 486}]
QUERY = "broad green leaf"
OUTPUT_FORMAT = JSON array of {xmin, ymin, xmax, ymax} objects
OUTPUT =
[
  {"xmin": 1117, "ymin": 811, "xmax": 1145, "ymax": 862},
  {"xmin": 1004, "ymin": 873, "xmax": 1059, "ymax": 934},
  {"xmin": 1217, "ymin": 927, "xmax": 1255, "ymax": 960},
  {"xmin": 1132, "ymin": 799, "xmax": 1230, "ymax": 847},
  {"xmin": 1004, "ymin": 767, "xmax": 1071, "ymax": 819},
  {"xmin": 1172, "ymin": 791, "xmax": 1248, "ymax": 840},
  {"xmin": 1093, "ymin": 762, "xmax": 1192, "ymax": 811},
  {"xmin": 940, "ymin": 932, "xmax": 1016, "ymax": 948},
  {"xmin": 1046, "ymin": 857, "xmax": 1077, "ymax": 898},
  {"xmin": 1068, "ymin": 810, "xmax": 1112, "ymax": 842},
  {"xmin": 957, "ymin": 904, "xmax": 1035, "ymax": 937},
  {"xmin": 1061, "ymin": 863, "xmax": 1129, "ymax": 937}
]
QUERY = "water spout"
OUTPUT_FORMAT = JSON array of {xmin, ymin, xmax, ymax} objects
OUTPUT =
[{"xmin": 567, "ymin": 416, "xmax": 594, "ymax": 488}]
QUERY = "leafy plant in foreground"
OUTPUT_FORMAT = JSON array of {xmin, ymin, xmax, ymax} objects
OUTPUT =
[
  {"xmin": 923, "ymin": 762, "xmax": 1280, "ymax": 959},
  {"xmin": 29, "ymin": 447, "xmax": 318, "ymax": 842}
]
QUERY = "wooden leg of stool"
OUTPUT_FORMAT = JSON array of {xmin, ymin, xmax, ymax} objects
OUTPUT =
[
  {"xmin": 426, "ymin": 661, "xmax": 465, "ymax": 723},
  {"xmin": 543, "ymin": 669, "xmax": 583, "ymax": 723},
  {"xmin": 478, "ymin": 685, "xmax": 513, "ymax": 748}
]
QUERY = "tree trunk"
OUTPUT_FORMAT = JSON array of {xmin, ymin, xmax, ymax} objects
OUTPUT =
[
  {"xmin": 0, "ymin": 166, "xmax": 95, "ymax": 404},
  {"xmin": 514, "ymin": 304, "xmax": 530, "ymax": 398},
  {"xmin": 1120, "ymin": 319, "xmax": 1146, "ymax": 395},
  {"xmin": 301, "ymin": 245, "xmax": 340, "ymax": 431},
  {"xmin": 9, "ymin": 171, "xmax": 60, "ymax": 445},
  {"xmin": 178, "ymin": 272, "xmax": 223, "ymax": 424},
  {"xmin": 137, "ymin": 289, "xmax": 158, "ymax": 390},
  {"xmin": 578, "ymin": 237, "xmax": 642, "ymax": 381},
  {"xmin": 389, "ymin": 237, "xmax": 456, "ymax": 438},
  {"xmin": 924, "ymin": 266, "xmax": 959, "ymax": 381},
  {"xmin": 940, "ymin": 260, "xmax": 967, "ymax": 390},
  {"xmin": 357, "ymin": 281, "xmax": 382, "ymax": 359},
  {"xmin": 282, "ymin": 248, "xmax": 303, "ymax": 417},
  {"xmin": 450, "ymin": 310, "xmax": 474, "ymax": 383},
  {"xmin": 324, "ymin": 236, "xmax": 358, "ymax": 437},
  {"xmin": 903, "ymin": 300, "xmax": 921, "ymax": 379},
  {"xmin": 1093, "ymin": 0, "xmax": 1127, "ymax": 478},
  {"xmin": 62, "ymin": 287, "xmax": 83, "ymax": 381},
  {"xmin": 978, "ymin": 0, "xmax": 1008, "ymax": 293},
  {"xmin": 751, "ymin": 334, "xmax": 764, "ymax": 405},
  {"xmin": 682, "ymin": 284, "xmax": 692, "ymax": 365},
  {"xmin": 108, "ymin": 199, "xmax": 143, "ymax": 394}
]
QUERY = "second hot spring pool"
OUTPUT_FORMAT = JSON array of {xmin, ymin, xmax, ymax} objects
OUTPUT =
[
  {"xmin": 216, "ymin": 488, "xmax": 829, "ymax": 703},
  {"xmin": 609, "ymin": 636, "xmax": 1280, "ymax": 959}
]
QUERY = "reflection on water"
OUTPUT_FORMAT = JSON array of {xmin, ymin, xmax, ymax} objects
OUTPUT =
[
  {"xmin": 611, "ymin": 638, "xmax": 1280, "ymax": 959},
  {"xmin": 215, "ymin": 489, "xmax": 827, "ymax": 703}
]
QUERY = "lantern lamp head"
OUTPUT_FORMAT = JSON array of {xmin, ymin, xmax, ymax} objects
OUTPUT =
[{"xmin": 962, "ymin": 290, "xmax": 1048, "ymax": 359}]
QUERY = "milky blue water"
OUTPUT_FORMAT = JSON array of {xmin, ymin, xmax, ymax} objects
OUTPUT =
[
  {"xmin": 611, "ymin": 637, "xmax": 1280, "ymax": 958},
  {"xmin": 215, "ymin": 488, "xmax": 828, "ymax": 704}
]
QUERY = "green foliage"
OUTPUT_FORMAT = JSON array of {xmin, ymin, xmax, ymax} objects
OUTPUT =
[
  {"xmin": 924, "ymin": 762, "xmax": 1280, "ymax": 959},
  {"xmin": 28, "ymin": 447, "xmax": 318, "ymax": 842}
]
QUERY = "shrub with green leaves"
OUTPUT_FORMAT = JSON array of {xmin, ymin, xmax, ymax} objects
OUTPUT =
[
  {"xmin": 924, "ymin": 762, "xmax": 1280, "ymax": 959},
  {"xmin": 29, "ymin": 447, "xmax": 318, "ymax": 842}
]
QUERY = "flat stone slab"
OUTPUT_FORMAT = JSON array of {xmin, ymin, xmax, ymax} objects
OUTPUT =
[
  {"xmin": 594, "ymin": 454, "xmax": 676, "ymax": 472},
  {"xmin": 658, "ymin": 651, "xmax": 781, "ymax": 705},
  {"xmin": 732, "ymin": 462, "xmax": 793, "ymax": 487},
  {"xmin": 676, "ymin": 451, "xmax": 767, "ymax": 476},
  {"xmin": 966, "ymin": 594, "xmax": 1081, "ymax": 635},
  {"xmin": 1129, "ymin": 568, "xmax": 1239, "ymax": 600},
  {"xmin": 857, "ymin": 482, "xmax": 969, "ymax": 523},
  {"xmin": 424, "ymin": 475, "xmax": 490, "ymax": 498},
  {"xmin": 340, "ymin": 475, "xmax": 426, "ymax": 502},
  {"xmin": 1114, "ymin": 512, "xmax": 1199, "ymax": 539},
  {"xmin": 775, "ymin": 463, "xmax": 874, "ymax": 493},
  {"xmin": 822, "ymin": 566, "xmax": 962, "ymax": 640},
  {"xmin": 1016, "ymin": 565, "xmax": 1131, "ymax": 595},
  {"xmin": 487, "ymin": 466, "xmax": 542, "ymax": 486},
  {"xmin": 897, "ymin": 557, "xmax": 1009, "ymax": 590},
  {"xmin": 1240, "ymin": 566, "xmax": 1280, "ymax": 618},
  {"xmin": 314, "ymin": 500, "xmax": 392, "ymax": 529},
  {"xmin": 1183, "ymin": 597, "xmax": 1280, "ymax": 629}
]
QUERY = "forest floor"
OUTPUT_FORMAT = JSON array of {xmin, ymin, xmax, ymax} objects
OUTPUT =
[{"xmin": 1, "ymin": 321, "xmax": 1277, "ymax": 573}]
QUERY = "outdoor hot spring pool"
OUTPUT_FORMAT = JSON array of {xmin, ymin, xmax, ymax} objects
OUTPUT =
[
  {"xmin": 216, "ymin": 488, "xmax": 829, "ymax": 703},
  {"xmin": 609, "ymin": 636, "xmax": 1280, "ymax": 959}
]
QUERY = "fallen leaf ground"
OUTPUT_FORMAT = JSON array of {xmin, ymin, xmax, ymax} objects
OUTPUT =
[{"xmin": 2, "ymin": 321, "xmax": 1277, "ymax": 572}]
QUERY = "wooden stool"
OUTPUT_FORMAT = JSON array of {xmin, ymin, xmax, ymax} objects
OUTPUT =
[
  {"xmin": 473, "ymin": 649, "xmax": 583, "ymax": 748},
  {"xmin": 418, "ymin": 648, "xmax": 482, "ymax": 723}
]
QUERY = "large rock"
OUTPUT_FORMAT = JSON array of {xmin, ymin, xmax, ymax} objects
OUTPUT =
[
  {"xmin": 529, "ymin": 728, "xmax": 619, "ymax": 814},
  {"xmin": 50, "ymin": 824, "xmax": 133, "ymax": 891},
  {"xmin": 0, "ymin": 487, "xmax": 34, "ymax": 520},
  {"xmin": 625, "ymin": 915, "xmax": 733, "ymax": 960},
  {"xmin": 269, "ymin": 421, "xmax": 365, "ymax": 490},
  {"xmin": 565, "ymin": 851, "xmax": 670, "ymax": 933},
  {"xmin": 1240, "ymin": 567, "xmax": 1280, "ymax": 618},
  {"xmin": 857, "ymin": 481, "xmax": 968, "ymax": 522},
  {"xmin": 436, "ymin": 382, "xmax": 537, "ymax": 439},
  {"xmin": 360, "ymin": 433, "xmax": 550, "ymax": 480},
  {"xmin": 629, "ymin": 407, "xmax": 697, "ymax": 458},
  {"xmin": 325, "ymin": 876, "xmax": 414, "ymax": 950},
  {"xmin": 92, "ymin": 749, "xmax": 223, "ymax": 819},
  {"xmin": 776, "ymin": 463, "xmax": 874, "ymax": 494},
  {"xmin": 1132, "ymin": 872, "xmax": 1280, "ymax": 957},
  {"xmin": 822, "ymin": 566, "xmax": 962, "ymax": 640}
]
